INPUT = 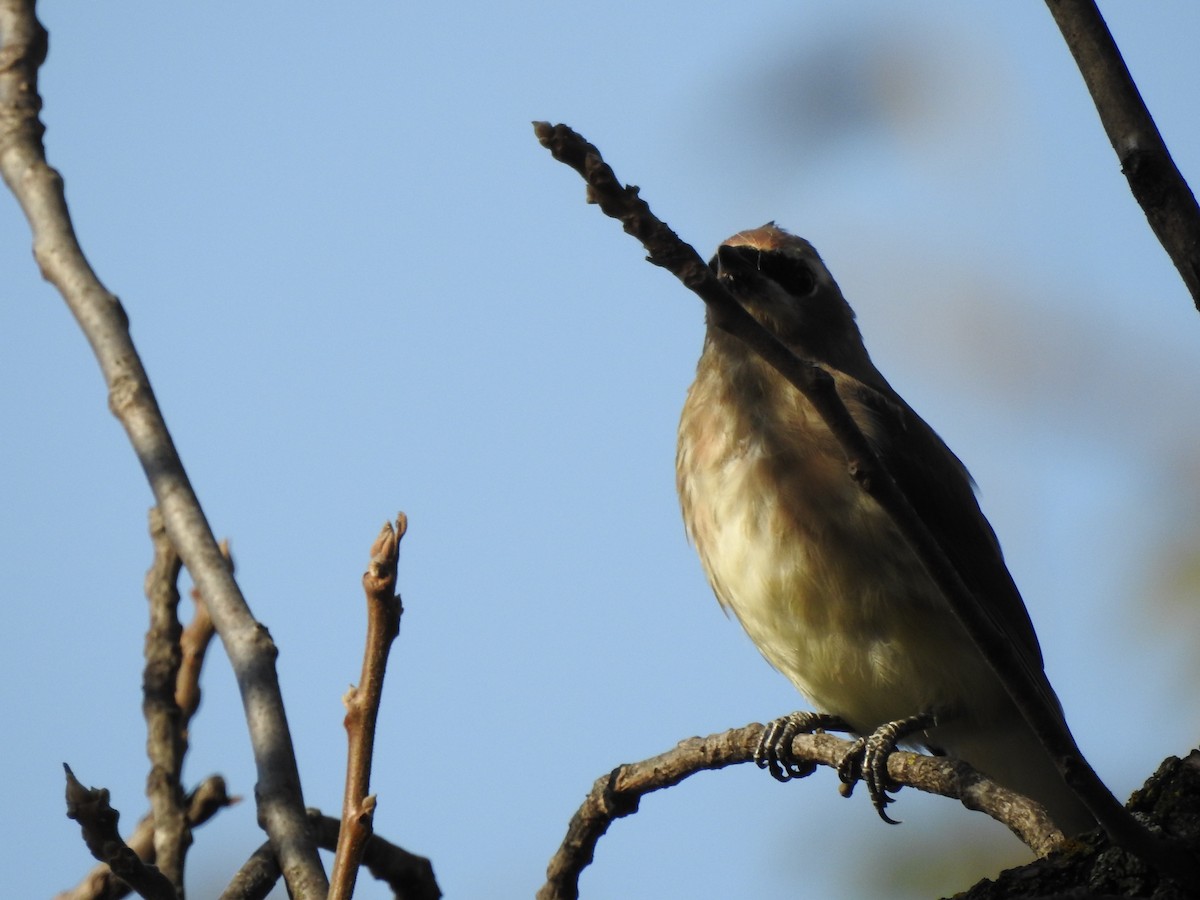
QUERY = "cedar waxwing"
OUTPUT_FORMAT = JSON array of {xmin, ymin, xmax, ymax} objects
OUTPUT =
[{"xmin": 676, "ymin": 223, "xmax": 1093, "ymax": 835}]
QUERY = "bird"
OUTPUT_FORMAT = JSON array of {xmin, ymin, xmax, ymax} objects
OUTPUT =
[{"xmin": 675, "ymin": 222, "xmax": 1094, "ymax": 835}]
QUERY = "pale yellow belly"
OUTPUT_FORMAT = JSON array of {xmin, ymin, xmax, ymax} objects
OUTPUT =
[{"xmin": 679, "ymin": 428, "xmax": 1002, "ymax": 735}]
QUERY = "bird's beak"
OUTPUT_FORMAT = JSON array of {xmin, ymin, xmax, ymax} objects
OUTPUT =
[{"xmin": 713, "ymin": 244, "xmax": 757, "ymax": 282}]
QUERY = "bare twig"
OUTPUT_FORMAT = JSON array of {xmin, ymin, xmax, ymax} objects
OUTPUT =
[
  {"xmin": 63, "ymin": 541, "xmax": 225, "ymax": 900},
  {"xmin": 1045, "ymin": 0, "xmax": 1200, "ymax": 309},
  {"xmin": 219, "ymin": 842, "xmax": 278, "ymax": 900},
  {"xmin": 143, "ymin": 509, "xmax": 189, "ymax": 893},
  {"xmin": 0, "ymin": 6, "xmax": 325, "ymax": 895},
  {"xmin": 223, "ymin": 810, "xmax": 440, "ymax": 900},
  {"xmin": 316, "ymin": 813, "xmax": 440, "ymax": 900},
  {"xmin": 533, "ymin": 121, "xmax": 1200, "ymax": 889},
  {"xmin": 174, "ymin": 543, "xmax": 223, "ymax": 745},
  {"xmin": 63, "ymin": 765, "xmax": 178, "ymax": 900},
  {"xmin": 56, "ymin": 776, "xmax": 238, "ymax": 900},
  {"xmin": 329, "ymin": 515, "xmax": 408, "ymax": 900},
  {"xmin": 537, "ymin": 725, "xmax": 1064, "ymax": 900}
]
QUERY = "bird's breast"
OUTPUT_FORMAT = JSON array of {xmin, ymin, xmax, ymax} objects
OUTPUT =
[{"xmin": 677, "ymin": 360, "xmax": 989, "ymax": 731}]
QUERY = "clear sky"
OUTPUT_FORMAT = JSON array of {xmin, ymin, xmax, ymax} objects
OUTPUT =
[{"xmin": 3, "ymin": 3, "xmax": 1200, "ymax": 898}]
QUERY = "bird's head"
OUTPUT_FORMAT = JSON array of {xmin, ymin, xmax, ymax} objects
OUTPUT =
[{"xmin": 709, "ymin": 223, "xmax": 871, "ymax": 376}]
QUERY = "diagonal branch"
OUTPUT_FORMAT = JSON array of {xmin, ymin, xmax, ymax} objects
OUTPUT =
[
  {"xmin": 537, "ymin": 725, "xmax": 1066, "ymax": 900},
  {"xmin": 0, "ymin": 5, "xmax": 326, "ymax": 896},
  {"xmin": 533, "ymin": 121, "xmax": 1200, "ymax": 889},
  {"xmin": 1045, "ymin": 0, "xmax": 1200, "ymax": 309},
  {"xmin": 328, "ymin": 515, "xmax": 408, "ymax": 900},
  {"xmin": 55, "ymin": 776, "xmax": 238, "ymax": 900},
  {"xmin": 63, "ymin": 765, "xmax": 178, "ymax": 900}
]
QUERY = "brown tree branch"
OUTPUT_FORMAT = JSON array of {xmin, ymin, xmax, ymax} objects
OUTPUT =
[
  {"xmin": 329, "ymin": 515, "xmax": 408, "ymax": 900},
  {"xmin": 55, "ymin": 776, "xmax": 238, "ymax": 900},
  {"xmin": 59, "ymin": 555, "xmax": 228, "ymax": 900},
  {"xmin": 174, "ymin": 542, "xmax": 224, "ymax": 747},
  {"xmin": 0, "ymin": 6, "xmax": 325, "ymax": 895},
  {"xmin": 222, "ymin": 810, "xmax": 440, "ymax": 900},
  {"xmin": 63, "ymin": 765, "xmax": 178, "ymax": 900},
  {"xmin": 537, "ymin": 724, "xmax": 1066, "ymax": 900},
  {"xmin": 533, "ymin": 121, "xmax": 1200, "ymax": 889},
  {"xmin": 1045, "ymin": 0, "xmax": 1200, "ymax": 310},
  {"xmin": 143, "ymin": 509, "xmax": 189, "ymax": 893}
]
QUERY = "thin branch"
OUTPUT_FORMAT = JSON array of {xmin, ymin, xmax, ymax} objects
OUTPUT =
[
  {"xmin": 55, "ymin": 776, "xmax": 238, "ymax": 900},
  {"xmin": 329, "ymin": 515, "xmax": 408, "ymax": 900},
  {"xmin": 219, "ymin": 841, "xmax": 279, "ymax": 900},
  {"xmin": 0, "ymin": 6, "xmax": 325, "ymax": 895},
  {"xmin": 533, "ymin": 121, "xmax": 1200, "ymax": 889},
  {"xmin": 316, "ymin": 813, "xmax": 440, "ymax": 900},
  {"xmin": 143, "ymin": 508, "xmax": 189, "ymax": 894},
  {"xmin": 174, "ymin": 541, "xmax": 224, "ymax": 745},
  {"xmin": 223, "ymin": 810, "xmax": 440, "ymax": 900},
  {"xmin": 62, "ymin": 540, "xmax": 226, "ymax": 900},
  {"xmin": 1045, "ymin": 0, "xmax": 1200, "ymax": 309},
  {"xmin": 537, "ymin": 724, "xmax": 1064, "ymax": 900},
  {"xmin": 63, "ymin": 765, "xmax": 177, "ymax": 900}
]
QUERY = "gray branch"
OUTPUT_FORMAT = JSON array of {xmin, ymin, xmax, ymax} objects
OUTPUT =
[
  {"xmin": 1045, "ymin": 0, "xmax": 1200, "ymax": 309},
  {"xmin": 0, "ymin": 4, "xmax": 326, "ymax": 895}
]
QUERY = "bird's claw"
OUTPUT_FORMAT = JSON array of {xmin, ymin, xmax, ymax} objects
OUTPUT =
[
  {"xmin": 755, "ymin": 711, "xmax": 851, "ymax": 782},
  {"xmin": 836, "ymin": 712, "xmax": 937, "ymax": 825}
]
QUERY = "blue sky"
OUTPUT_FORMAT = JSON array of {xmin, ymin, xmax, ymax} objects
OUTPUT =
[{"xmin": 3, "ymin": 3, "xmax": 1200, "ymax": 898}]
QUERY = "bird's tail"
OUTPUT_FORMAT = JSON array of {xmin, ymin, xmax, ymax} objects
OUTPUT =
[{"xmin": 939, "ymin": 714, "xmax": 1096, "ymax": 837}]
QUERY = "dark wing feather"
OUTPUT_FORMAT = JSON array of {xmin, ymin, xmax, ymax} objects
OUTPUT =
[{"xmin": 839, "ymin": 376, "xmax": 1047, "ymax": 671}]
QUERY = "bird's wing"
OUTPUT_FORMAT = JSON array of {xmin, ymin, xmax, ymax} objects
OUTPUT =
[{"xmin": 836, "ymin": 374, "xmax": 1048, "ymax": 674}]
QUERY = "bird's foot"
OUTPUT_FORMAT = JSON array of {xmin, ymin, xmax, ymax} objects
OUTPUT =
[
  {"xmin": 755, "ymin": 711, "xmax": 852, "ymax": 782},
  {"xmin": 835, "ymin": 712, "xmax": 937, "ymax": 824}
]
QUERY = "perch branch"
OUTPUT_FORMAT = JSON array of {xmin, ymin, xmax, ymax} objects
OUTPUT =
[
  {"xmin": 537, "ymin": 725, "xmax": 1065, "ymax": 900},
  {"xmin": 142, "ymin": 508, "xmax": 188, "ymax": 892},
  {"xmin": 222, "ymin": 810, "xmax": 440, "ymax": 900},
  {"xmin": 1045, "ymin": 0, "xmax": 1200, "ymax": 309},
  {"xmin": 533, "ymin": 121, "xmax": 1199, "ymax": 889},
  {"xmin": 55, "ymin": 776, "xmax": 237, "ymax": 900},
  {"xmin": 0, "ymin": 5, "xmax": 325, "ymax": 895},
  {"xmin": 329, "ymin": 515, "xmax": 408, "ymax": 900}
]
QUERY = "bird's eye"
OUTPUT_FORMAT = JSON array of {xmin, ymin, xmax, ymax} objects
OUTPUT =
[{"xmin": 758, "ymin": 253, "xmax": 816, "ymax": 297}]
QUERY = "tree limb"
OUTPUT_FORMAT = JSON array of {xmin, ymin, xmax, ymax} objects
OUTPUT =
[
  {"xmin": 0, "ymin": 5, "xmax": 325, "ymax": 895},
  {"xmin": 537, "ymin": 724, "xmax": 1067, "ymax": 900},
  {"xmin": 1045, "ymin": 0, "xmax": 1200, "ymax": 309}
]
